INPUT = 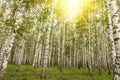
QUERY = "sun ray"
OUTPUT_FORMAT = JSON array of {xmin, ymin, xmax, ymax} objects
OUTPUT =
[{"xmin": 56, "ymin": 0, "xmax": 93, "ymax": 21}]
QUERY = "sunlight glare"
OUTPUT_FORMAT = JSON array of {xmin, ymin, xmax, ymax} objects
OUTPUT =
[
  {"xmin": 62, "ymin": 0, "xmax": 87, "ymax": 20},
  {"xmin": 56, "ymin": 0, "xmax": 92, "ymax": 22}
]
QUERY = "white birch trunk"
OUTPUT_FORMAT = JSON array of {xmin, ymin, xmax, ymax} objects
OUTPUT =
[
  {"xmin": 109, "ymin": 0, "xmax": 120, "ymax": 79},
  {"xmin": 38, "ymin": 44, "xmax": 42, "ymax": 66},
  {"xmin": 88, "ymin": 23, "xmax": 92, "ymax": 72},
  {"xmin": 0, "ymin": 0, "xmax": 23, "ymax": 77},
  {"xmin": 41, "ymin": 24, "xmax": 51, "ymax": 78},
  {"xmin": 58, "ymin": 24, "xmax": 61, "ymax": 66},
  {"xmin": 69, "ymin": 32, "xmax": 72, "ymax": 67},
  {"xmin": 41, "ymin": 1, "xmax": 56, "ymax": 77},
  {"xmin": 16, "ymin": 38, "xmax": 25, "ymax": 71},
  {"xmin": 32, "ymin": 31, "xmax": 41, "ymax": 69},
  {"xmin": 107, "ymin": 0, "xmax": 116, "ymax": 67},
  {"xmin": 48, "ymin": 32, "xmax": 53, "ymax": 66},
  {"xmin": 0, "ymin": 32, "xmax": 16, "ymax": 77}
]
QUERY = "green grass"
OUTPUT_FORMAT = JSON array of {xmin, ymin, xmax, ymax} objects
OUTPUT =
[{"xmin": 0, "ymin": 64, "xmax": 113, "ymax": 80}]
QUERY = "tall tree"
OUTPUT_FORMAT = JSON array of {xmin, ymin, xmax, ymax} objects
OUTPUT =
[
  {"xmin": 16, "ymin": 38, "xmax": 25, "ymax": 71},
  {"xmin": 109, "ymin": 0, "xmax": 120, "ymax": 79},
  {"xmin": 106, "ymin": 0, "xmax": 116, "ymax": 68},
  {"xmin": 0, "ymin": 0, "xmax": 24, "ymax": 77},
  {"xmin": 32, "ymin": 30, "xmax": 42, "ymax": 69},
  {"xmin": 41, "ymin": 0, "xmax": 57, "ymax": 78}
]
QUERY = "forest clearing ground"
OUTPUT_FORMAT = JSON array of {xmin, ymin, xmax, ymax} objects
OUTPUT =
[{"xmin": 0, "ymin": 64, "xmax": 113, "ymax": 80}]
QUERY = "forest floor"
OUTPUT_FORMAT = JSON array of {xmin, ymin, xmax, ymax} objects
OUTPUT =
[{"xmin": 0, "ymin": 64, "xmax": 113, "ymax": 80}]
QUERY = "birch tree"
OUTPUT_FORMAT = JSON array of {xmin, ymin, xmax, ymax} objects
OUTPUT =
[
  {"xmin": 16, "ymin": 38, "xmax": 25, "ymax": 71},
  {"xmin": 0, "ymin": 0, "xmax": 24, "ymax": 77},
  {"xmin": 109, "ymin": 0, "xmax": 120, "ymax": 79},
  {"xmin": 106, "ymin": 0, "xmax": 116, "ymax": 68},
  {"xmin": 32, "ymin": 30, "xmax": 42, "ymax": 69},
  {"xmin": 41, "ymin": 0, "xmax": 57, "ymax": 78}
]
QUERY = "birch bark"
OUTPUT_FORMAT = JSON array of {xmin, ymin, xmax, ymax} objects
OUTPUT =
[
  {"xmin": 0, "ymin": 0, "xmax": 23, "ymax": 77},
  {"xmin": 109, "ymin": 0, "xmax": 120, "ymax": 79}
]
